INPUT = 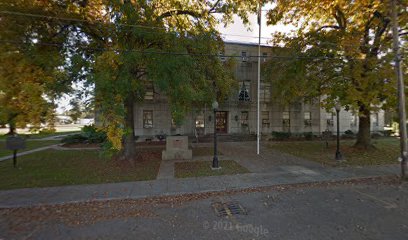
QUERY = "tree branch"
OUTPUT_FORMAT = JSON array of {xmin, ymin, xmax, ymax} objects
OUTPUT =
[
  {"xmin": 209, "ymin": 0, "xmax": 221, "ymax": 13},
  {"xmin": 157, "ymin": 10, "xmax": 201, "ymax": 20},
  {"xmin": 333, "ymin": 5, "xmax": 347, "ymax": 30},
  {"xmin": 316, "ymin": 25, "xmax": 340, "ymax": 32}
]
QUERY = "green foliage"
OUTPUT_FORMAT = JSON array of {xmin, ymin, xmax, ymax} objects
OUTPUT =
[
  {"xmin": 0, "ymin": 0, "xmax": 71, "ymax": 132},
  {"xmin": 272, "ymin": 131, "xmax": 291, "ymax": 140},
  {"xmin": 381, "ymin": 130, "xmax": 393, "ymax": 137},
  {"xmin": 303, "ymin": 132, "xmax": 313, "ymax": 140},
  {"xmin": 62, "ymin": 125, "xmax": 107, "ymax": 144},
  {"xmin": 342, "ymin": 130, "xmax": 355, "ymax": 139},
  {"xmin": 264, "ymin": 0, "xmax": 407, "ymax": 147},
  {"xmin": 62, "ymin": 0, "xmax": 256, "ymax": 151},
  {"xmin": 0, "ymin": 0, "xmax": 261, "ymax": 152}
]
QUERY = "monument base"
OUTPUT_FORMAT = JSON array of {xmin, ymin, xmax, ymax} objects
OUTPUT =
[{"xmin": 162, "ymin": 149, "xmax": 192, "ymax": 160}]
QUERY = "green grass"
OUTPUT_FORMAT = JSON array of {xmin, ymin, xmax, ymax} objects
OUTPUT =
[
  {"xmin": 0, "ymin": 149, "xmax": 162, "ymax": 190},
  {"xmin": 0, "ymin": 131, "xmax": 80, "ymax": 140},
  {"xmin": 175, "ymin": 160, "xmax": 250, "ymax": 178},
  {"xmin": 268, "ymin": 138, "xmax": 400, "ymax": 166},
  {"xmin": 0, "ymin": 140, "xmax": 60, "ymax": 157},
  {"xmin": 192, "ymin": 147, "xmax": 223, "ymax": 157}
]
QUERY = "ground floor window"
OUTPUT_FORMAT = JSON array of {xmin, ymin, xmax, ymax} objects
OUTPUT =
[
  {"xmin": 372, "ymin": 113, "xmax": 379, "ymax": 127},
  {"xmin": 143, "ymin": 110, "xmax": 153, "ymax": 128},
  {"xmin": 350, "ymin": 114, "xmax": 358, "ymax": 127},
  {"xmin": 195, "ymin": 114, "xmax": 205, "ymax": 128},
  {"xmin": 326, "ymin": 112, "xmax": 334, "ymax": 127}
]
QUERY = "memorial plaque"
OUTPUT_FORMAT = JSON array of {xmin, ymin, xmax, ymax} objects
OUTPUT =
[
  {"xmin": 5, "ymin": 135, "xmax": 26, "ymax": 168},
  {"xmin": 6, "ymin": 136, "xmax": 26, "ymax": 150},
  {"xmin": 172, "ymin": 139, "xmax": 183, "ymax": 149}
]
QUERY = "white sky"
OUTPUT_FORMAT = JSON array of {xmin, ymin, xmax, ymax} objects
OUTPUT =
[{"xmin": 217, "ymin": 4, "xmax": 294, "ymax": 45}]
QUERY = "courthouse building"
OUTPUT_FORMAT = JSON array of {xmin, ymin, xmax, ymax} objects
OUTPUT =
[{"xmin": 133, "ymin": 41, "xmax": 384, "ymax": 140}]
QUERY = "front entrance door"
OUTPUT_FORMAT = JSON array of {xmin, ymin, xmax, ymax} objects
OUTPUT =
[{"xmin": 215, "ymin": 111, "xmax": 228, "ymax": 133}]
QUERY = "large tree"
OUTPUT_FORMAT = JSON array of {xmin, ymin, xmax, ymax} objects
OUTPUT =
[
  {"xmin": 264, "ymin": 0, "xmax": 407, "ymax": 148},
  {"xmin": 86, "ymin": 1, "xmax": 256, "ymax": 158},
  {"xmin": 1, "ymin": 0, "xmax": 256, "ymax": 158},
  {"xmin": 0, "ymin": 0, "xmax": 70, "ymax": 134}
]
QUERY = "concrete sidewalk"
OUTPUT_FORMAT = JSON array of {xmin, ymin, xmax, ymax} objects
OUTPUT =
[
  {"xmin": 0, "ymin": 144, "xmax": 60, "ymax": 162},
  {"xmin": 0, "ymin": 163, "xmax": 399, "ymax": 208}
]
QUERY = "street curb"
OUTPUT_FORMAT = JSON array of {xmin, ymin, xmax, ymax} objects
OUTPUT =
[{"xmin": 0, "ymin": 174, "xmax": 399, "ymax": 209}]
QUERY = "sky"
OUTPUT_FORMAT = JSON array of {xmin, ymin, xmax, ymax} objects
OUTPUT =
[{"xmin": 217, "ymin": 4, "xmax": 294, "ymax": 45}]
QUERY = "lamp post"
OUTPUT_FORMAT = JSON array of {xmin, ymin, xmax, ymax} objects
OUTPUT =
[
  {"xmin": 335, "ymin": 103, "xmax": 342, "ymax": 161},
  {"xmin": 212, "ymin": 100, "xmax": 220, "ymax": 169}
]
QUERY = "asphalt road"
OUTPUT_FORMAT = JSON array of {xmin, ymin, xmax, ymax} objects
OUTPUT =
[{"xmin": 1, "ymin": 180, "xmax": 407, "ymax": 240}]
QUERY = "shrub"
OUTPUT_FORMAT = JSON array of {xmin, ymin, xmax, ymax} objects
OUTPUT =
[
  {"xmin": 371, "ymin": 132, "xmax": 383, "ymax": 139},
  {"xmin": 61, "ymin": 134, "xmax": 88, "ymax": 144},
  {"xmin": 342, "ymin": 130, "xmax": 355, "ymax": 139},
  {"xmin": 156, "ymin": 133, "xmax": 166, "ymax": 141},
  {"xmin": 272, "ymin": 131, "xmax": 291, "ymax": 140},
  {"xmin": 62, "ymin": 125, "xmax": 107, "ymax": 144},
  {"xmin": 380, "ymin": 130, "xmax": 393, "ymax": 137},
  {"xmin": 81, "ymin": 125, "xmax": 107, "ymax": 143},
  {"xmin": 303, "ymin": 132, "xmax": 313, "ymax": 140},
  {"xmin": 344, "ymin": 130, "xmax": 354, "ymax": 135}
]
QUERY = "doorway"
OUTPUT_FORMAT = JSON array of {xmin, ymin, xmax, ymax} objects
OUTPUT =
[{"xmin": 215, "ymin": 111, "xmax": 228, "ymax": 133}]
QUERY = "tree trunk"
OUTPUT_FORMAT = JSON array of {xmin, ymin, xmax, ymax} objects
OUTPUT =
[
  {"xmin": 122, "ymin": 95, "xmax": 136, "ymax": 159},
  {"xmin": 7, "ymin": 122, "xmax": 16, "ymax": 135},
  {"xmin": 354, "ymin": 106, "xmax": 372, "ymax": 149}
]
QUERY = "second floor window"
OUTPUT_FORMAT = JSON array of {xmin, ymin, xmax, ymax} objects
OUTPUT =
[
  {"xmin": 241, "ymin": 51, "xmax": 248, "ymax": 62},
  {"xmin": 304, "ymin": 112, "xmax": 312, "ymax": 127},
  {"xmin": 260, "ymin": 82, "xmax": 271, "ymax": 102},
  {"xmin": 144, "ymin": 81, "xmax": 154, "ymax": 100},
  {"xmin": 262, "ymin": 52, "xmax": 268, "ymax": 62},
  {"xmin": 262, "ymin": 111, "xmax": 270, "ymax": 128}
]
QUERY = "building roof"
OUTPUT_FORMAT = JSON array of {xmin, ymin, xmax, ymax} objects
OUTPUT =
[{"xmin": 224, "ymin": 40, "xmax": 272, "ymax": 48}]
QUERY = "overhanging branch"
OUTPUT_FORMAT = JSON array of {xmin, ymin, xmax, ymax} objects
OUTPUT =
[
  {"xmin": 157, "ymin": 10, "xmax": 201, "ymax": 20},
  {"xmin": 316, "ymin": 25, "xmax": 341, "ymax": 32}
]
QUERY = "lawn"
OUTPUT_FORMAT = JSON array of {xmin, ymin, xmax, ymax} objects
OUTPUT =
[
  {"xmin": 175, "ymin": 160, "xmax": 249, "ymax": 178},
  {"xmin": 268, "ymin": 138, "xmax": 400, "ymax": 166},
  {"xmin": 0, "ymin": 140, "xmax": 60, "ymax": 157},
  {"xmin": 0, "ymin": 149, "xmax": 162, "ymax": 190},
  {"xmin": 192, "ymin": 147, "xmax": 223, "ymax": 157},
  {"xmin": 0, "ymin": 131, "xmax": 80, "ymax": 140}
]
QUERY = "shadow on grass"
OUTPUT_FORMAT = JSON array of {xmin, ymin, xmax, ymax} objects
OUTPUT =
[{"xmin": 175, "ymin": 160, "xmax": 249, "ymax": 178}]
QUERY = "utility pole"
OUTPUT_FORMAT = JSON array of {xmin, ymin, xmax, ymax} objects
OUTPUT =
[
  {"xmin": 391, "ymin": 0, "xmax": 407, "ymax": 178},
  {"xmin": 257, "ymin": 2, "xmax": 261, "ymax": 155}
]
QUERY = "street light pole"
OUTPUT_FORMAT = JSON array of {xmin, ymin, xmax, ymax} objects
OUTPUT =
[
  {"xmin": 391, "ymin": 0, "xmax": 407, "ymax": 178},
  {"xmin": 212, "ymin": 100, "xmax": 219, "ymax": 169},
  {"xmin": 256, "ymin": 2, "xmax": 262, "ymax": 155},
  {"xmin": 335, "ymin": 103, "xmax": 342, "ymax": 161}
]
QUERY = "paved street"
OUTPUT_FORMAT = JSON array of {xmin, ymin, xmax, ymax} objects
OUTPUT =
[{"xmin": 1, "ymin": 179, "xmax": 407, "ymax": 240}]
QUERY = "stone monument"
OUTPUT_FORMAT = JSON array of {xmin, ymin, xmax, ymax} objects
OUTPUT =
[{"xmin": 162, "ymin": 136, "xmax": 192, "ymax": 160}]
